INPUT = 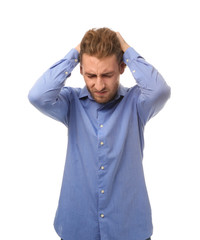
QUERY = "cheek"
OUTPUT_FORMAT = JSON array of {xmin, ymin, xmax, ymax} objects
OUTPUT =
[
  {"xmin": 84, "ymin": 77, "xmax": 95, "ymax": 88},
  {"xmin": 108, "ymin": 76, "xmax": 120, "ymax": 88}
]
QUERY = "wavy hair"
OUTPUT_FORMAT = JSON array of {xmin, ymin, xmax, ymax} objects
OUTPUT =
[{"xmin": 80, "ymin": 28, "xmax": 123, "ymax": 64}]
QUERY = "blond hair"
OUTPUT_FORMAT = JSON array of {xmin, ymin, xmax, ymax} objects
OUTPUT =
[{"xmin": 80, "ymin": 28, "xmax": 123, "ymax": 64}]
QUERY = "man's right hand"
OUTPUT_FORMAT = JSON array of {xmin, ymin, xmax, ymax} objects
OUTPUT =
[
  {"xmin": 75, "ymin": 43, "xmax": 80, "ymax": 53},
  {"xmin": 116, "ymin": 32, "xmax": 130, "ymax": 52}
]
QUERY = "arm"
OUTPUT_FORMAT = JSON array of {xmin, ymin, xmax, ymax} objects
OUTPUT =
[
  {"xmin": 28, "ymin": 48, "xmax": 80, "ymax": 126},
  {"xmin": 117, "ymin": 32, "xmax": 171, "ymax": 125}
]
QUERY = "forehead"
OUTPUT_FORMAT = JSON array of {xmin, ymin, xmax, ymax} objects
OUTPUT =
[{"xmin": 81, "ymin": 54, "xmax": 118, "ymax": 73}]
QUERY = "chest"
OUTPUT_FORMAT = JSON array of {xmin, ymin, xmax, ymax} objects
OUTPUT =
[{"xmin": 69, "ymin": 95, "xmax": 141, "ymax": 140}]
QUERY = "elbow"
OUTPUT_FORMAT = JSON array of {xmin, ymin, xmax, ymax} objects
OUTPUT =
[
  {"xmin": 28, "ymin": 88, "xmax": 55, "ymax": 109},
  {"xmin": 28, "ymin": 90, "xmax": 34, "ymax": 104},
  {"xmin": 154, "ymin": 83, "xmax": 171, "ymax": 108},
  {"xmin": 155, "ymin": 71, "xmax": 171, "ymax": 102},
  {"xmin": 161, "ymin": 84, "xmax": 171, "ymax": 102},
  {"xmin": 28, "ymin": 88, "xmax": 42, "ymax": 107},
  {"xmin": 28, "ymin": 89, "xmax": 35, "ymax": 105}
]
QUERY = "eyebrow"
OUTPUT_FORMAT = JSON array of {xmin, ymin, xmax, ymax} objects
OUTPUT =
[{"xmin": 85, "ymin": 71, "xmax": 115, "ymax": 76}]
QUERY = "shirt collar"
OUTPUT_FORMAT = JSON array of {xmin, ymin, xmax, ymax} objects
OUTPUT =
[{"xmin": 79, "ymin": 84, "xmax": 127, "ymax": 101}]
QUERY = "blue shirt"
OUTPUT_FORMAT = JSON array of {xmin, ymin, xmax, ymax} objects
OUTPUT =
[{"xmin": 28, "ymin": 47, "xmax": 171, "ymax": 240}]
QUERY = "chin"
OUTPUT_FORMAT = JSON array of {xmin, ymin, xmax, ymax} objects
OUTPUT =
[
  {"xmin": 94, "ymin": 98, "xmax": 107, "ymax": 104},
  {"xmin": 94, "ymin": 96, "xmax": 114, "ymax": 104}
]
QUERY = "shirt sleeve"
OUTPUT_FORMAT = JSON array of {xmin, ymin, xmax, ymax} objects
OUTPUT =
[
  {"xmin": 28, "ymin": 48, "xmax": 79, "ymax": 126},
  {"xmin": 123, "ymin": 47, "xmax": 171, "ymax": 125}
]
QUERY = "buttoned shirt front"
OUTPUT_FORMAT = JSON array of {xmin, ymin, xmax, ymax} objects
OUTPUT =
[{"xmin": 28, "ymin": 47, "xmax": 171, "ymax": 240}]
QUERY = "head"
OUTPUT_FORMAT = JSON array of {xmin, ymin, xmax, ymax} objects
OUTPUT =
[{"xmin": 80, "ymin": 28, "xmax": 126, "ymax": 104}]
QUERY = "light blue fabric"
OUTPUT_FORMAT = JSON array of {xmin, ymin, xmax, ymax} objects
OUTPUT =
[{"xmin": 28, "ymin": 47, "xmax": 170, "ymax": 240}]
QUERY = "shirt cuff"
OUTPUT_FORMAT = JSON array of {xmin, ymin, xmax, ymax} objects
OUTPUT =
[
  {"xmin": 63, "ymin": 48, "xmax": 79, "ymax": 61},
  {"xmin": 58, "ymin": 49, "xmax": 79, "ymax": 79},
  {"xmin": 123, "ymin": 47, "xmax": 141, "ymax": 63}
]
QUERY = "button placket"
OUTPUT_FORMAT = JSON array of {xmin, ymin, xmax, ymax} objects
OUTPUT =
[
  {"xmin": 97, "ymin": 110, "xmax": 106, "ymax": 222},
  {"xmin": 98, "ymin": 112, "xmax": 105, "ymax": 151}
]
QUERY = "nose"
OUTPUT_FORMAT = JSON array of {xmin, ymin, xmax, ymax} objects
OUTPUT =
[{"xmin": 95, "ymin": 77, "xmax": 105, "ymax": 91}]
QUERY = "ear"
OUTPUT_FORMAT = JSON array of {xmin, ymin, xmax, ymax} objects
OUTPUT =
[
  {"xmin": 80, "ymin": 65, "xmax": 83, "ymax": 75},
  {"xmin": 119, "ymin": 62, "xmax": 126, "ymax": 74}
]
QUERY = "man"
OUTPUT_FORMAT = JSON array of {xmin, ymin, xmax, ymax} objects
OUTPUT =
[{"xmin": 28, "ymin": 28, "xmax": 171, "ymax": 240}]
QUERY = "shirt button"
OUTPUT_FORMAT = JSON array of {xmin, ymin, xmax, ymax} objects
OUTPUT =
[
  {"xmin": 100, "ymin": 124, "xmax": 103, "ymax": 128},
  {"xmin": 65, "ymin": 71, "xmax": 68, "ymax": 75},
  {"xmin": 126, "ymin": 59, "xmax": 129, "ymax": 62},
  {"xmin": 132, "ymin": 70, "xmax": 136, "ymax": 73},
  {"xmin": 100, "ymin": 141, "xmax": 104, "ymax": 145},
  {"xmin": 101, "ymin": 190, "xmax": 105, "ymax": 194},
  {"xmin": 100, "ymin": 214, "xmax": 105, "ymax": 218},
  {"xmin": 101, "ymin": 166, "xmax": 104, "ymax": 170},
  {"xmin": 75, "ymin": 59, "xmax": 78, "ymax": 62}
]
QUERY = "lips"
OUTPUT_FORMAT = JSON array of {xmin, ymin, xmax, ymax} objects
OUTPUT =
[
  {"xmin": 95, "ymin": 91, "xmax": 107, "ymax": 95},
  {"xmin": 94, "ymin": 90, "xmax": 108, "ymax": 95}
]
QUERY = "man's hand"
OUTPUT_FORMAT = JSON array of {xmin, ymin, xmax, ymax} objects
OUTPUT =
[
  {"xmin": 75, "ymin": 43, "xmax": 80, "ymax": 53},
  {"xmin": 116, "ymin": 32, "xmax": 130, "ymax": 52},
  {"xmin": 75, "ymin": 32, "xmax": 129, "ymax": 54},
  {"xmin": 76, "ymin": 33, "xmax": 129, "ymax": 53}
]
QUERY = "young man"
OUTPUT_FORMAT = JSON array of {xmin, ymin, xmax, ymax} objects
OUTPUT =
[{"xmin": 28, "ymin": 28, "xmax": 171, "ymax": 240}]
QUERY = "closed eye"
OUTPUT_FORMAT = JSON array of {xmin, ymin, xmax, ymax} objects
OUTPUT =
[
  {"xmin": 86, "ymin": 74, "xmax": 96, "ymax": 78},
  {"xmin": 85, "ymin": 72, "xmax": 114, "ymax": 78},
  {"xmin": 102, "ymin": 74, "xmax": 113, "ymax": 78}
]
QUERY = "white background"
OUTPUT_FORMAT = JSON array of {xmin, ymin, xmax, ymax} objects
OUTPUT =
[{"xmin": 0, "ymin": 0, "xmax": 200, "ymax": 239}]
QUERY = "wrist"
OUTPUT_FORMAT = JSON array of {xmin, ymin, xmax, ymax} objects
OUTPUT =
[
  {"xmin": 122, "ymin": 43, "xmax": 130, "ymax": 52},
  {"xmin": 75, "ymin": 44, "xmax": 80, "ymax": 53}
]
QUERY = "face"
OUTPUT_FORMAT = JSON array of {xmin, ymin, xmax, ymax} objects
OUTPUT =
[{"xmin": 80, "ymin": 54, "xmax": 125, "ymax": 104}]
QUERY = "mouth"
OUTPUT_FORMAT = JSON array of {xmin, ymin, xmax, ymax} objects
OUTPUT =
[{"xmin": 94, "ymin": 91, "xmax": 108, "ymax": 96}]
